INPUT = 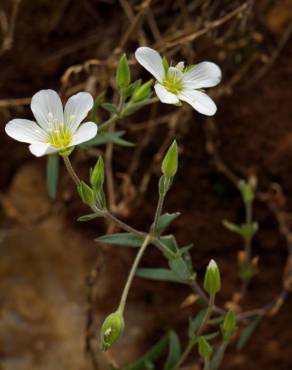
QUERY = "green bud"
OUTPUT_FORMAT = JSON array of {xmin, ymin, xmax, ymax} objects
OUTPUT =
[
  {"xmin": 131, "ymin": 79, "xmax": 153, "ymax": 102},
  {"xmin": 77, "ymin": 181, "xmax": 95, "ymax": 206},
  {"xmin": 162, "ymin": 140, "xmax": 178, "ymax": 178},
  {"xmin": 198, "ymin": 336, "xmax": 213, "ymax": 359},
  {"xmin": 204, "ymin": 259, "xmax": 221, "ymax": 295},
  {"xmin": 222, "ymin": 309, "xmax": 236, "ymax": 342},
  {"xmin": 116, "ymin": 54, "xmax": 130, "ymax": 89},
  {"xmin": 158, "ymin": 175, "xmax": 172, "ymax": 196},
  {"xmin": 239, "ymin": 180, "xmax": 254, "ymax": 204},
  {"xmin": 100, "ymin": 311, "xmax": 124, "ymax": 351},
  {"xmin": 90, "ymin": 156, "xmax": 104, "ymax": 190}
]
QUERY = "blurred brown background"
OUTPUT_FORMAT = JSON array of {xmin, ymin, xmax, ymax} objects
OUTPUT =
[{"xmin": 0, "ymin": 0, "xmax": 292, "ymax": 369}]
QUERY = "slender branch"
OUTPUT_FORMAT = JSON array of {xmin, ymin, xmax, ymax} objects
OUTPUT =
[
  {"xmin": 151, "ymin": 193, "xmax": 165, "ymax": 234},
  {"xmin": 118, "ymin": 234, "xmax": 151, "ymax": 314},
  {"xmin": 102, "ymin": 209, "xmax": 146, "ymax": 237},
  {"xmin": 62, "ymin": 155, "xmax": 81, "ymax": 186}
]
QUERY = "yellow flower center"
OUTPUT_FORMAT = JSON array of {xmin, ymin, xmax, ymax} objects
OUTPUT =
[
  {"xmin": 47, "ymin": 126, "xmax": 72, "ymax": 148},
  {"xmin": 163, "ymin": 71, "xmax": 183, "ymax": 95}
]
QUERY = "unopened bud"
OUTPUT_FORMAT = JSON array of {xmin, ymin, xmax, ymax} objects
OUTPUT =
[
  {"xmin": 90, "ymin": 156, "xmax": 104, "ymax": 190},
  {"xmin": 100, "ymin": 311, "xmax": 124, "ymax": 352},
  {"xmin": 162, "ymin": 140, "xmax": 178, "ymax": 178},
  {"xmin": 77, "ymin": 181, "xmax": 95, "ymax": 206},
  {"xmin": 222, "ymin": 309, "xmax": 236, "ymax": 342},
  {"xmin": 198, "ymin": 336, "xmax": 213, "ymax": 359},
  {"xmin": 116, "ymin": 54, "xmax": 131, "ymax": 89},
  {"xmin": 204, "ymin": 259, "xmax": 221, "ymax": 295}
]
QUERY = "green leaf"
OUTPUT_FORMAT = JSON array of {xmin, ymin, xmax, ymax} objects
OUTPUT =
[
  {"xmin": 236, "ymin": 316, "xmax": 262, "ymax": 350},
  {"xmin": 188, "ymin": 309, "xmax": 208, "ymax": 338},
  {"xmin": 168, "ymin": 256, "xmax": 192, "ymax": 281},
  {"xmin": 238, "ymin": 180, "xmax": 254, "ymax": 204},
  {"xmin": 81, "ymin": 131, "xmax": 134, "ymax": 148},
  {"xmin": 136, "ymin": 268, "xmax": 185, "ymax": 283},
  {"xmin": 77, "ymin": 181, "xmax": 95, "ymax": 205},
  {"xmin": 77, "ymin": 213, "xmax": 103, "ymax": 222},
  {"xmin": 160, "ymin": 235, "xmax": 179, "ymax": 258},
  {"xmin": 101, "ymin": 103, "xmax": 118, "ymax": 114},
  {"xmin": 198, "ymin": 336, "xmax": 213, "ymax": 359},
  {"xmin": 124, "ymin": 333, "xmax": 169, "ymax": 370},
  {"xmin": 156, "ymin": 213, "xmax": 180, "ymax": 235},
  {"xmin": 95, "ymin": 233, "xmax": 144, "ymax": 247},
  {"xmin": 47, "ymin": 154, "xmax": 59, "ymax": 200},
  {"xmin": 164, "ymin": 331, "xmax": 181, "ymax": 370}
]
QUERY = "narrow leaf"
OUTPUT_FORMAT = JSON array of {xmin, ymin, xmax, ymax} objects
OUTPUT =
[
  {"xmin": 164, "ymin": 331, "xmax": 181, "ymax": 370},
  {"xmin": 77, "ymin": 213, "xmax": 103, "ymax": 222},
  {"xmin": 236, "ymin": 316, "xmax": 262, "ymax": 350},
  {"xmin": 96, "ymin": 233, "xmax": 143, "ymax": 247},
  {"xmin": 136, "ymin": 268, "xmax": 185, "ymax": 283},
  {"xmin": 124, "ymin": 333, "xmax": 169, "ymax": 370},
  {"xmin": 156, "ymin": 212, "xmax": 180, "ymax": 234},
  {"xmin": 47, "ymin": 154, "xmax": 59, "ymax": 200},
  {"xmin": 188, "ymin": 309, "xmax": 208, "ymax": 338}
]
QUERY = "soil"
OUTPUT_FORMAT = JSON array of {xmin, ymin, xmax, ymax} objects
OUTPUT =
[{"xmin": 0, "ymin": 1, "xmax": 292, "ymax": 370}]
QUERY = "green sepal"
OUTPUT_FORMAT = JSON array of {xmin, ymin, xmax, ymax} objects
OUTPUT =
[
  {"xmin": 59, "ymin": 146, "xmax": 75, "ymax": 157},
  {"xmin": 198, "ymin": 336, "xmax": 213, "ymax": 359},
  {"xmin": 159, "ymin": 175, "xmax": 172, "ymax": 196},
  {"xmin": 77, "ymin": 181, "xmax": 95, "ymax": 206},
  {"xmin": 90, "ymin": 156, "xmax": 105, "ymax": 190},
  {"xmin": 162, "ymin": 56, "xmax": 169, "ymax": 74},
  {"xmin": 116, "ymin": 53, "xmax": 131, "ymax": 89},
  {"xmin": 131, "ymin": 79, "xmax": 154, "ymax": 102}
]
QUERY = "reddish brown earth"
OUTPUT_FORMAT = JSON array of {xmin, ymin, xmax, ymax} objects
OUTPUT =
[{"xmin": 0, "ymin": 1, "xmax": 292, "ymax": 370}]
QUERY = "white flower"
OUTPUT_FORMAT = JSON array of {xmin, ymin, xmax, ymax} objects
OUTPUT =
[
  {"xmin": 135, "ymin": 47, "xmax": 222, "ymax": 116},
  {"xmin": 5, "ymin": 89, "xmax": 98, "ymax": 157}
]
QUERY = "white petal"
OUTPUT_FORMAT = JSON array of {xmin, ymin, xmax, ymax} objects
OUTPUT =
[
  {"xmin": 179, "ymin": 89, "xmax": 217, "ymax": 116},
  {"xmin": 135, "ymin": 47, "xmax": 165, "ymax": 82},
  {"xmin": 64, "ymin": 92, "xmax": 94, "ymax": 132},
  {"xmin": 5, "ymin": 119, "xmax": 47, "ymax": 144},
  {"xmin": 31, "ymin": 89, "xmax": 64, "ymax": 130},
  {"xmin": 29, "ymin": 143, "xmax": 58, "ymax": 157},
  {"xmin": 154, "ymin": 83, "xmax": 179, "ymax": 104},
  {"xmin": 71, "ymin": 122, "xmax": 98, "ymax": 146},
  {"xmin": 182, "ymin": 62, "xmax": 222, "ymax": 89}
]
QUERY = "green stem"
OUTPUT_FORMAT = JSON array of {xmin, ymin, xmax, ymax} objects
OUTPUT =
[
  {"xmin": 245, "ymin": 200, "xmax": 253, "ymax": 262},
  {"xmin": 151, "ymin": 193, "xmax": 165, "ymax": 235},
  {"xmin": 62, "ymin": 155, "xmax": 81, "ymax": 186},
  {"xmin": 174, "ymin": 294, "xmax": 215, "ymax": 370},
  {"xmin": 118, "ymin": 234, "xmax": 151, "ymax": 314},
  {"xmin": 204, "ymin": 358, "xmax": 211, "ymax": 370}
]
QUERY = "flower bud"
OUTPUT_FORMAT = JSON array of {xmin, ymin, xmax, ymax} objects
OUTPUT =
[
  {"xmin": 222, "ymin": 309, "xmax": 236, "ymax": 341},
  {"xmin": 131, "ymin": 79, "xmax": 153, "ymax": 102},
  {"xmin": 90, "ymin": 156, "xmax": 104, "ymax": 190},
  {"xmin": 204, "ymin": 259, "xmax": 221, "ymax": 295},
  {"xmin": 77, "ymin": 181, "xmax": 95, "ymax": 206},
  {"xmin": 239, "ymin": 180, "xmax": 254, "ymax": 204},
  {"xmin": 100, "ymin": 311, "xmax": 124, "ymax": 352},
  {"xmin": 116, "ymin": 54, "xmax": 131, "ymax": 89},
  {"xmin": 198, "ymin": 336, "xmax": 213, "ymax": 359},
  {"xmin": 162, "ymin": 140, "xmax": 178, "ymax": 178}
]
